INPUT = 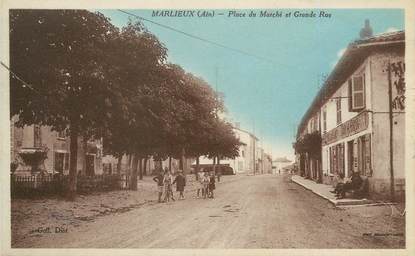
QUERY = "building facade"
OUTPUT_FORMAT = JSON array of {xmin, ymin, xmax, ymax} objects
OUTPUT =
[
  {"xmin": 273, "ymin": 157, "xmax": 293, "ymax": 174},
  {"xmin": 229, "ymin": 126, "xmax": 259, "ymax": 174},
  {"xmin": 11, "ymin": 116, "xmax": 103, "ymax": 176},
  {"xmin": 295, "ymin": 28, "xmax": 405, "ymax": 200},
  {"xmin": 263, "ymin": 153, "xmax": 273, "ymax": 174},
  {"xmin": 196, "ymin": 125, "xmax": 259, "ymax": 174}
]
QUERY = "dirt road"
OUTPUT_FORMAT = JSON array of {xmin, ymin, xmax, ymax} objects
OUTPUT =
[{"xmin": 14, "ymin": 174, "xmax": 405, "ymax": 248}]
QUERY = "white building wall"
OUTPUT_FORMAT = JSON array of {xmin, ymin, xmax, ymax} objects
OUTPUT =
[
  {"xmin": 321, "ymin": 58, "xmax": 373, "ymax": 179},
  {"xmin": 369, "ymin": 52, "xmax": 405, "ymax": 199}
]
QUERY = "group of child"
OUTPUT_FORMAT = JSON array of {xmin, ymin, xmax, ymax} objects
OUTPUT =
[
  {"xmin": 153, "ymin": 167, "xmax": 186, "ymax": 203},
  {"xmin": 152, "ymin": 167, "xmax": 217, "ymax": 203},
  {"xmin": 196, "ymin": 170, "xmax": 216, "ymax": 199}
]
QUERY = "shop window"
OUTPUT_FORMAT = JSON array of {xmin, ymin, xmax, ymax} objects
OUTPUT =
[
  {"xmin": 348, "ymin": 74, "xmax": 366, "ymax": 112},
  {"xmin": 358, "ymin": 134, "xmax": 372, "ymax": 176},
  {"xmin": 329, "ymin": 143, "xmax": 344, "ymax": 175}
]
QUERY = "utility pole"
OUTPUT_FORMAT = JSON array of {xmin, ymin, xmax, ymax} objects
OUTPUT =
[
  {"xmin": 213, "ymin": 66, "xmax": 219, "ymax": 175},
  {"xmin": 253, "ymin": 119, "xmax": 256, "ymax": 175},
  {"xmin": 387, "ymin": 60, "xmax": 395, "ymax": 202}
]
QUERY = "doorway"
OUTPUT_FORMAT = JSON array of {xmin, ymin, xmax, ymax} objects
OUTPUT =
[{"xmin": 86, "ymin": 154, "xmax": 95, "ymax": 176}]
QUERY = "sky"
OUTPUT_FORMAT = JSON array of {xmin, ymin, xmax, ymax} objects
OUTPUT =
[{"xmin": 97, "ymin": 9, "xmax": 404, "ymax": 160}]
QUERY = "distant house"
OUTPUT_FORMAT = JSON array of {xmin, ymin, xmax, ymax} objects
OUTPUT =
[
  {"xmin": 272, "ymin": 157, "xmax": 292, "ymax": 174},
  {"xmin": 11, "ymin": 116, "xmax": 103, "ymax": 176},
  {"xmin": 263, "ymin": 153, "xmax": 273, "ymax": 174},
  {"xmin": 194, "ymin": 124, "xmax": 259, "ymax": 174},
  {"xmin": 295, "ymin": 22, "xmax": 405, "ymax": 200},
  {"xmin": 225, "ymin": 125, "xmax": 259, "ymax": 174}
]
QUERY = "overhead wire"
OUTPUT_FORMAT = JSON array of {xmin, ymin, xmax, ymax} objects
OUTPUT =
[{"xmin": 117, "ymin": 9, "xmax": 276, "ymax": 65}]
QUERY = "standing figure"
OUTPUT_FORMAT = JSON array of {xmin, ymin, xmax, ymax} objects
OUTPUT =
[
  {"xmin": 153, "ymin": 167, "xmax": 164, "ymax": 203},
  {"xmin": 209, "ymin": 171, "xmax": 216, "ymax": 198},
  {"xmin": 196, "ymin": 169, "xmax": 205, "ymax": 198},
  {"xmin": 202, "ymin": 172, "xmax": 210, "ymax": 199},
  {"xmin": 173, "ymin": 170, "xmax": 186, "ymax": 199},
  {"xmin": 163, "ymin": 171, "xmax": 175, "ymax": 202}
]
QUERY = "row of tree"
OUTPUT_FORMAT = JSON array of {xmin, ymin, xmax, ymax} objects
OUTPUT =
[{"xmin": 10, "ymin": 10, "xmax": 242, "ymax": 200}]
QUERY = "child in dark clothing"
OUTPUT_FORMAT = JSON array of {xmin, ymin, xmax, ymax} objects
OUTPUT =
[{"xmin": 173, "ymin": 170, "xmax": 186, "ymax": 199}]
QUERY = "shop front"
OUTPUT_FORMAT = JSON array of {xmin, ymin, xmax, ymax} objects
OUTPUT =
[{"xmin": 322, "ymin": 111, "xmax": 372, "ymax": 185}]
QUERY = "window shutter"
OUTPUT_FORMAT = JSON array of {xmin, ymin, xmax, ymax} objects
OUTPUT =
[
  {"xmin": 364, "ymin": 134, "xmax": 371, "ymax": 176},
  {"xmin": 329, "ymin": 147, "xmax": 333, "ymax": 174},
  {"xmin": 352, "ymin": 76, "xmax": 365, "ymax": 111},
  {"xmin": 348, "ymin": 79, "xmax": 353, "ymax": 112}
]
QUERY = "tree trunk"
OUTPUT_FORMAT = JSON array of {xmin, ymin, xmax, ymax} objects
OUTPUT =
[
  {"xmin": 143, "ymin": 157, "xmax": 148, "ymax": 176},
  {"xmin": 130, "ymin": 154, "xmax": 138, "ymax": 190},
  {"xmin": 195, "ymin": 156, "xmax": 200, "ymax": 181},
  {"xmin": 67, "ymin": 123, "xmax": 79, "ymax": 201},
  {"xmin": 127, "ymin": 154, "xmax": 132, "ymax": 175},
  {"xmin": 212, "ymin": 157, "xmax": 216, "ymax": 173},
  {"xmin": 217, "ymin": 157, "xmax": 221, "ymax": 178},
  {"xmin": 116, "ymin": 156, "xmax": 122, "ymax": 174},
  {"xmin": 81, "ymin": 136, "xmax": 88, "ymax": 176},
  {"xmin": 169, "ymin": 156, "xmax": 172, "ymax": 172},
  {"xmin": 181, "ymin": 147, "xmax": 186, "ymax": 175},
  {"xmin": 139, "ymin": 157, "xmax": 143, "ymax": 180}
]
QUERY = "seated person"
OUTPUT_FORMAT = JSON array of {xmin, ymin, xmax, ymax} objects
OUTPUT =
[
  {"xmin": 330, "ymin": 172, "xmax": 345, "ymax": 196},
  {"xmin": 336, "ymin": 171, "xmax": 363, "ymax": 199}
]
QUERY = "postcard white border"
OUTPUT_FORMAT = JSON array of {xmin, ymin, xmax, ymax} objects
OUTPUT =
[{"xmin": 1, "ymin": 0, "xmax": 414, "ymax": 255}]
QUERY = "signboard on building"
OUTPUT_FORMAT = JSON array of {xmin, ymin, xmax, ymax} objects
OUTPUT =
[{"xmin": 322, "ymin": 111, "xmax": 369, "ymax": 146}]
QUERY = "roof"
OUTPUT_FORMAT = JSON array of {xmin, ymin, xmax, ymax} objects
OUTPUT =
[
  {"xmin": 232, "ymin": 126, "xmax": 259, "ymax": 140},
  {"xmin": 297, "ymin": 31, "xmax": 405, "ymax": 138}
]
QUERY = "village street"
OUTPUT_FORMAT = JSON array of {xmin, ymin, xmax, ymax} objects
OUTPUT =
[{"xmin": 12, "ymin": 174, "xmax": 405, "ymax": 249}]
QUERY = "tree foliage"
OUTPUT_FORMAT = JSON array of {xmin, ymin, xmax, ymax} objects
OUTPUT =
[
  {"xmin": 293, "ymin": 131, "xmax": 322, "ymax": 158},
  {"xmin": 10, "ymin": 10, "xmax": 242, "ymax": 197}
]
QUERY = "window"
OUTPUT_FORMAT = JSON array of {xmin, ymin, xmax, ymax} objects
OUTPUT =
[
  {"xmin": 329, "ymin": 143, "xmax": 344, "ymax": 175},
  {"xmin": 34, "ymin": 125, "xmax": 42, "ymax": 147},
  {"xmin": 103, "ymin": 163, "xmax": 113, "ymax": 175},
  {"xmin": 336, "ymin": 98, "xmax": 342, "ymax": 125},
  {"xmin": 64, "ymin": 153, "xmax": 69, "ymax": 170},
  {"xmin": 15, "ymin": 128, "xmax": 23, "ymax": 147},
  {"xmin": 348, "ymin": 75, "xmax": 366, "ymax": 111},
  {"xmin": 358, "ymin": 134, "xmax": 372, "ymax": 176},
  {"xmin": 57, "ymin": 129, "xmax": 67, "ymax": 139},
  {"xmin": 54, "ymin": 152, "xmax": 64, "ymax": 173},
  {"xmin": 238, "ymin": 161, "xmax": 243, "ymax": 171},
  {"xmin": 323, "ymin": 108, "xmax": 327, "ymax": 133}
]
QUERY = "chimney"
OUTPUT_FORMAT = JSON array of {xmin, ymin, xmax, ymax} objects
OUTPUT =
[{"xmin": 359, "ymin": 19, "xmax": 373, "ymax": 39}]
